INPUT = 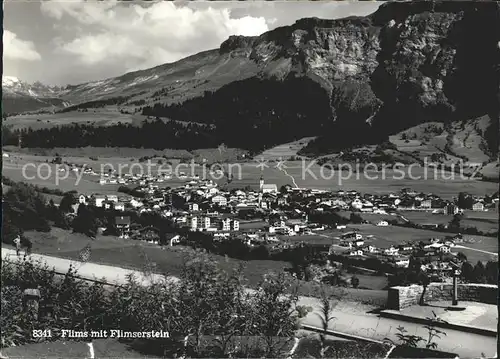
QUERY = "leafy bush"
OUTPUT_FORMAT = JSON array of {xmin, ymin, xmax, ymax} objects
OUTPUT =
[{"xmin": 1, "ymin": 252, "xmax": 309, "ymax": 358}]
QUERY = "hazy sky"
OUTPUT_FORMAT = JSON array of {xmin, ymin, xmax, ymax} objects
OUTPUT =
[{"xmin": 3, "ymin": 1, "xmax": 381, "ymax": 86}]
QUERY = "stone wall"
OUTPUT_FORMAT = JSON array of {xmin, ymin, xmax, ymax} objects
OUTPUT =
[{"xmin": 387, "ymin": 283, "xmax": 498, "ymax": 310}]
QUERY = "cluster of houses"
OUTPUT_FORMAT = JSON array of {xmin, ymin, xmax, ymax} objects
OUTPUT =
[
  {"xmin": 64, "ymin": 173, "xmax": 498, "ymax": 273},
  {"xmin": 331, "ymin": 230, "xmax": 463, "ymax": 271}
]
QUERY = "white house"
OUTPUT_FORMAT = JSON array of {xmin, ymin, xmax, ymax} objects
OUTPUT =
[
  {"xmin": 472, "ymin": 202, "xmax": 484, "ymax": 211},
  {"xmin": 220, "ymin": 218, "xmax": 231, "ymax": 231},
  {"xmin": 351, "ymin": 199, "xmax": 363, "ymax": 210},
  {"xmin": 211, "ymin": 195, "xmax": 227, "ymax": 207},
  {"xmin": 383, "ymin": 246, "xmax": 399, "ymax": 256},
  {"xmin": 341, "ymin": 232, "xmax": 362, "ymax": 240},
  {"xmin": 376, "ymin": 221, "xmax": 389, "ymax": 227},
  {"xmin": 364, "ymin": 245, "xmax": 378, "ymax": 253},
  {"xmin": 420, "ymin": 199, "xmax": 432, "ymax": 209},
  {"xmin": 439, "ymin": 245, "xmax": 451, "ymax": 253},
  {"xmin": 353, "ymin": 239, "xmax": 364, "ymax": 247},
  {"xmin": 262, "ymin": 184, "xmax": 278, "ymax": 194},
  {"xmin": 94, "ymin": 195, "xmax": 107, "ymax": 207},
  {"xmin": 201, "ymin": 216, "xmax": 211, "ymax": 229},
  {"xmin": 349, "ymin": 250, "xmax": 363, "ymax": 256},
  {"xmin": 394, "ymin": 258, "xmax": 410, "ymax": 268},
  {"xmin": 190, "ymin": 217, "xmax": 198, "ymax": 231},
  {"xmin": 170, "ymin": 235, "xmax": 181, "ymax": 246},
  {"xmin": 130, "ymin": 199, "xmax": 144, "ymax": 208},
  {"xmin": 107, "ymin": 195, "xmax": 118, "ymax": 203},
  {"xmin": 78, "ymin": 195, "xmax": 87, "ymax": 204},
  {"xmin": 208, "ymin": 187, "xmax": 219, "ymax": 195}
]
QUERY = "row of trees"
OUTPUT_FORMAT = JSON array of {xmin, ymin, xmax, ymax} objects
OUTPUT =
[{"xmin": 4, "ymin": 120, "xmax": 219, "ymax": 150}]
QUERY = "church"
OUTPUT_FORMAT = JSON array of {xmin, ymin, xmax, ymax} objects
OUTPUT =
[{"xmin": 259, "ymin": 176, "xmax": 278, "ymax": 194}]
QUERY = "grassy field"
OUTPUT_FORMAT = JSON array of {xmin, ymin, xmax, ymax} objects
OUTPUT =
[
  {"xmin": 3, "ymin": 147, "xmax": 498, "ymax": 198},
  {"xmin": 2, "ymin": 156, "xmax": 122, "ymax": 195},
  {"xmin": 388, "ymin": 117, "xmax": 492, "ymax": 165},
  {"xmin": 399, "ymin": 210, "xmax": 498, "ymax": 233},
  {"xmin": 257, "ymin": 137, "xmax": 316, "ymax": 161},
  {"xmin": 3, "ymin": 228, "xmax": 387, "ymax": 305}
]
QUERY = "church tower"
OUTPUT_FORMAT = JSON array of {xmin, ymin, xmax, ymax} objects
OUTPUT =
[{"xmin": 259, "ymin": 175, "xmax": 264, "ymax": 192}]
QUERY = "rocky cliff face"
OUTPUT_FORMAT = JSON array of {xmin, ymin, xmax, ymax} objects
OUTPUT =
[{"xmin": 207, "ymin": 1, "xmax": 499, "ymax": 153}]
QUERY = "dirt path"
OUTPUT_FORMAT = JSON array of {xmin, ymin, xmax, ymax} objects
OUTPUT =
[{"xmin": 455, "ymin": 245, "xmax": 498, "ymax": 256}]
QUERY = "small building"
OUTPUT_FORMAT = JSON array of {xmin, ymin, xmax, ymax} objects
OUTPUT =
[
  {"xmin": 349, "ymin": 249, "xmax": 363, "ymax": 256},
  {"xmin": 107, "ymin": 195, "xmax": 118, "ymax": 203},
  {"xmin": 439, "ymin": 245, "xmax": 451, "ymax": 253},
  {"xmin": 140, "ymin": 226, "xmax": 160, "ymax": 243},
  {"xmin": 190, "ymin": 217, "xmax": 198, "ymax": 231},
  {"xmin": 103, "ymin": 200, "xmax": 114, "ymax": 210},
  {"xmin": 92, "ymin": 195, "xmax": 107, "ymax": 207},
  {"xmin": 420, "ymin": 199, "xmax": 432, "ymax": 209},
  {"xmin": 201, "ymin": 216, "xmax": 211, "ymax": 229},
  {"xmin": 472, "ymin": 202, "xmax": 484, "ymax": 211},
  {"xmin": 262, "ymin": 184, "xmax": 278, "ymax": 194},
  {"xmin": 394, "ymin": 257, "xmax": 410, "ymax": 268},
  {"xmin": 78, "ymin": 195, "xmax": 87, "ymax": 205},
  {"xmin": 383, "ymin": 246, "xmax": 399, "ymax": 256},
  {"xmin": 220, "ymin": 218, "xmax": 231, "ymax": 231},
  {"xmin": 376, "ymin": 221, "xmax": 389, "ymax": 227},
  {"xmin": 444, "ymin": 204, "xmax": 459, "ymax": 215},
  {"xmin": 353, "ymin": 239, "xmax": 365, "ymax": 247},
  {"xmin": 211, "ymin": 195, "xmax": 227, "ymax": 207},
  {"xmin": 116, "ymin": 216, "xmax": 131, "ymax": 237},
  {"xmin": 114, "ymin": 202, "xmax": 125, "ymax": 212},
  {"xmin": 341, "ymin": 232, "xmax": 362, "ymax": 240}
]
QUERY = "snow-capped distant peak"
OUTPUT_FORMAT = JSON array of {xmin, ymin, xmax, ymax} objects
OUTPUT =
[
  {"xmin": 2, "ymin": 76, "xmax": 21, "ymax": 87},
  {"xmin": 2, "ymin": 76, "xmax": 63, "ymax": 99}
]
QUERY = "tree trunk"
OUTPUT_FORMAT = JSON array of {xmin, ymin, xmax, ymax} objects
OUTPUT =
[
  {"xmin": 86, "ymin": 342, "xmax": 95, "ymax": 359},
  {"xmin": 287, "ymin": 337, "xmax": 300, "ymax": 359},
  {"xmin": 419, "ymin": 285, "xmax": 427, "ymax": 306}
]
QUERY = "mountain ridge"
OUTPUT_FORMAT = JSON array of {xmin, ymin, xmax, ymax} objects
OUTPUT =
[{"xmin": 2, "ymin": 1, "xmax": 499, "ymax": 158}]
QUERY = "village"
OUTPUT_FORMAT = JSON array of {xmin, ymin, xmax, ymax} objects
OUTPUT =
[{"xmin": 68, "ymin": 166, "xmax": 499, "ymax": 280}]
